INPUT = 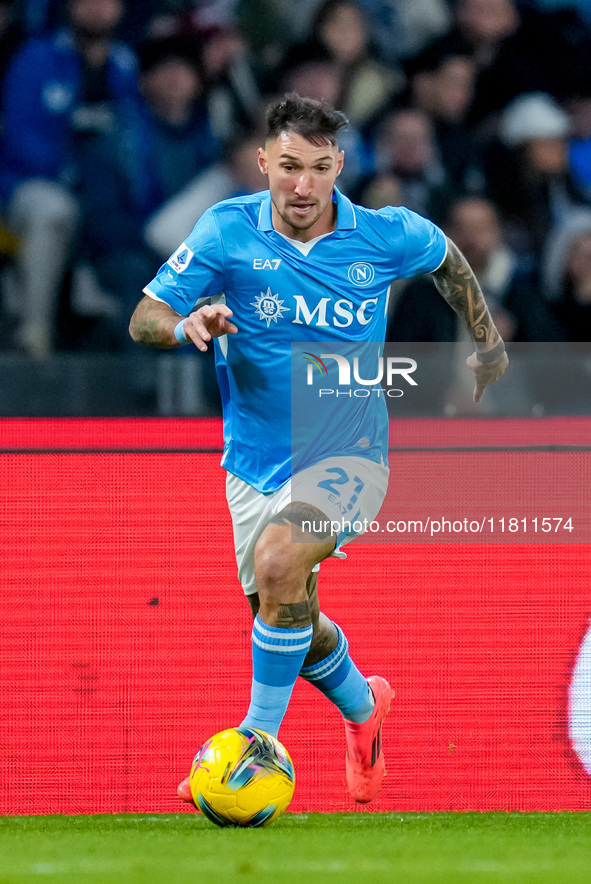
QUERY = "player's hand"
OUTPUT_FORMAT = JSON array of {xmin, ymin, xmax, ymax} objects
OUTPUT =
[
  {"xmin": 184, "ymin": 305, "xmax": 238, "ymax": 352},
  {"xmin": 466, "ymin": 350, "xmax": 509, "ymax": 404}
]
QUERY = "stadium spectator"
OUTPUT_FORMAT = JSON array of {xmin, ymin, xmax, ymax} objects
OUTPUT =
[
  {"xmin": 548, "ymin": 233, "xmax": 591, "ymax": 342},
  {"xmin": 0, "ymin": 0, "xmax": 137, "ymax": 357},
  {"xmin": 410, "ymin": 0, "xmax": 591, "ymax": 126},
  {"xmin": 158, "ymin": 10, "xmax": 261, "ymax": 142},
  {"xmin": 542, "ymin": 210, "xmax": 591, "ymax": 341},
  {"xmin": 115, "ymin": 0, "xmax": 175, "ymax": 48},
  {"xmin": 567, "ymin": 92, "xmax": 591, "ymax": 201},
  {"xmin": 270, "ymin": 0, "xmax": 450, "ymax": 64},
  {"xmin": 358, "ymin": 0, "xmax": 451, "ymax": 63},
  {"xmin": 0, "ymin": 0, "xmax": 24, "ymax": 95},
  {"xmin": 528, "ymin": 0, "xmax": 591, "ymax": 28},
  {"xmin": 388, "ymin": 196, "xmax": 557, "ymax": 345},
  {"xmin": 17, "ymin": 0, "xmax": 61, "ymax": 35},
  {"xmin": 409, "ymin": 53, "xmax": 484, "ymax": 193},
  {"xmin": 198, "ymin": 23, "xmax": 260, "ymax": 141},
  {"xmin": 230, "ymin": 0, "xmax": 292, "ymax": 74},
  {"xmin": 273, "ymin": 0, "xmax": 404, "ymax": 130},
  {"xmin": 361, "ymin": 107, "xmax": 452, "ymax": 225},
  {"xmin": 485, "ymin": 92, "xmax": 588, "ymax": 259},
  {"xmin": 74, "ymin": 35, "xmax": 220, "ymax": 345},
  {"xmin": 144, "ymin": 127, "xmax": 265, "ymax": 260}
]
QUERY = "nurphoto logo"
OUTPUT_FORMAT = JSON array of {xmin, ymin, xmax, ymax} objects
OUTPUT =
[{"xmin": 303, "ymin": 351, "xmax": 418, "ymax": 398}]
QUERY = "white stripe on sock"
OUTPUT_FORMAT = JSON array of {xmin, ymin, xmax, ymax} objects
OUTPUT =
[
  {"xmin": 252, "ymin": 633, "xmax": 312, "ymax": 654},
  {"xmin": 302, "ymin": 638, "xmax": 348, "ymax": 680},
  {"xmin": 254, "ymin": 619, "xmax": 313, "ymax": 641}
]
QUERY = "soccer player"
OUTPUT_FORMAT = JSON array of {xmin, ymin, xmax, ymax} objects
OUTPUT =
[{"xmin": 129, "ymin": 94, "xmax": 508, "ymax": 804}]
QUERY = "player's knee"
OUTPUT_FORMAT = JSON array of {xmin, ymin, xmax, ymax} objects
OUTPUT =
[
  {"xmin": 254, "ymin": 527, "xmax": 312, "ymax": 606},
  {"xmin": 253, "ymin": 536, "xmax": 294, "ymax": 600}
]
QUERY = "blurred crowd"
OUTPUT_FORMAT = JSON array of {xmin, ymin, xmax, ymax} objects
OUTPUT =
[{"xmin": 1, "ymin": 0, "xmax": 591, "ymax": 361}]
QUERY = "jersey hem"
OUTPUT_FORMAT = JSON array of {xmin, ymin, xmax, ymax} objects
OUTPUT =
[{"xmin": 431, "ymin": 236, "xmax": 448, "ymax": 273}]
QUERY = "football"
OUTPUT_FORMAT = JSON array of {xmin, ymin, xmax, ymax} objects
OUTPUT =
[{"xmin": 189, "ymin": 726, "xmax": 296, "ymax": 827}]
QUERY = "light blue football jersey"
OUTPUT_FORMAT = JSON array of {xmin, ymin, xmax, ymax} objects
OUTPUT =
[{"xmin": 144, "ymin": 188, "xmax": 447, "ymax": 492}]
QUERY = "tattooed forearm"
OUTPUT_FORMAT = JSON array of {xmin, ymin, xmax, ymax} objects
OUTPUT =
[
  {"xmin": 432, "ymin": 237, "xmax": 502, "ymax": 348},
  {"xmin": 132, "ymin": 318, "xmax": 178, "ymax": 348},
  {"xmin": 129, "ymin": 295, "xmax": 182, "ymax": 348}
]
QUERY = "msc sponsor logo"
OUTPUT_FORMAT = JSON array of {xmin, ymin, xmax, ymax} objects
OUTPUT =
[
  {"xmin": 347, "ymin": 262, "xmax": 375, "ymax": 287},
  {"xmin": 293, "ymin": 295, "xmax": 378, "ymax": 328},
  {"xmin": 248, "ymin": 292, "xmax": 379, "ymax": 329},
  {"xmin": 251, "ymin": 288, "xmax": 290, "ymax": 327},
  {"xmin": 249, "ymin": 292, "xmax": 379, "ymax": 328}
]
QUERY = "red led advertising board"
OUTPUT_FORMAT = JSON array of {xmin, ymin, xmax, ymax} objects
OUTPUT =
[{"xmin": 1, "ymin": 418, "xmax": 590, "ymax": 813}]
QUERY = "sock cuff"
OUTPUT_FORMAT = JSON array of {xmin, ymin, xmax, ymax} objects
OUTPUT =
[
  {"xmin": 252, "ymin": 614, "xmax": 313, "ymax": 656},
  {"xmin": 300, "ymin": 622, "xmax": 349, "ymax": 681}
]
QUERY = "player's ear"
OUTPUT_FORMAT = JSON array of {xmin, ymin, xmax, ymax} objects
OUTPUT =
[
  {"xmin": 335, "ymin": 150, "xmax": 344, "ymax": 178},
  {"xmin": 257, "ymin": 147, "xmax": 268, "ymax": 176}
]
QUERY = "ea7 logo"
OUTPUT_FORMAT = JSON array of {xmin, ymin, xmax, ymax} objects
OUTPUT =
[{"xmin": 253, "ymin": 258, "xmax": 282, "ymax": 270}]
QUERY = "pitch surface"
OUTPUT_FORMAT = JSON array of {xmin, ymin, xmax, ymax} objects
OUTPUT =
[{"xmin": 1, "ymin": 812, "xmax": 590, "ymax": 883}]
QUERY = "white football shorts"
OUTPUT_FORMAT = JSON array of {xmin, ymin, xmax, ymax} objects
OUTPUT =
[{"xmin": 226, "ymin": 456, "xmax": 389, "ymax": 596}]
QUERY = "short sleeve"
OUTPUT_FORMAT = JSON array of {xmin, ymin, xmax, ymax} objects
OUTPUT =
[
  {"xmin": 390, "ymin": 207, "xmax": 447, "ymax": 280},
  {"xmin": 143, "ymin": 208, "xmax": 226, "ymax": 315}
]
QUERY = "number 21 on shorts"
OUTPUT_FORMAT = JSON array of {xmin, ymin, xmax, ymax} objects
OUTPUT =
[{"xmin": 318, "ymin": 468, "xmax": 364, "ymax": 513}]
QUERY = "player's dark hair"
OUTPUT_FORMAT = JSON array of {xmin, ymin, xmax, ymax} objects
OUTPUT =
[{"xmin": 265, "ymin": 93, "xmax": 348, "ymax": 147}]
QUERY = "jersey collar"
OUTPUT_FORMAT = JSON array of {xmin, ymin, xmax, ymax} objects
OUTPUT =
[{"xmin": 257, "ymin": 187, "xmax": 356, "ymax": 233}]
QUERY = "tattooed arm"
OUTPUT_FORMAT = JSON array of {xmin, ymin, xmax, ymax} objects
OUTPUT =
[
  {"xmin": 431, "ymin": 236, "xmax": 509, "ymax": 402},
  {"xmin": 129, "ymin": 295, "xmax": 237, "ymax": 352}
]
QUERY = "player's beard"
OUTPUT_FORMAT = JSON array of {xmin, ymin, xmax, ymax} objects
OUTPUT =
[{"xmin": 275, "ymin": 198, "xmax": 330, "ymax": 233}]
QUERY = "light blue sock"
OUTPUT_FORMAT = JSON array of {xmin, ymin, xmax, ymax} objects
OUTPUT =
[
  {"xmin": 241, "ymin": 614, "xmax": 313, "ymax": 737},
  {"xmin": 300, "ymin": 623, "xmax": 374, "ymax": 723}
]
